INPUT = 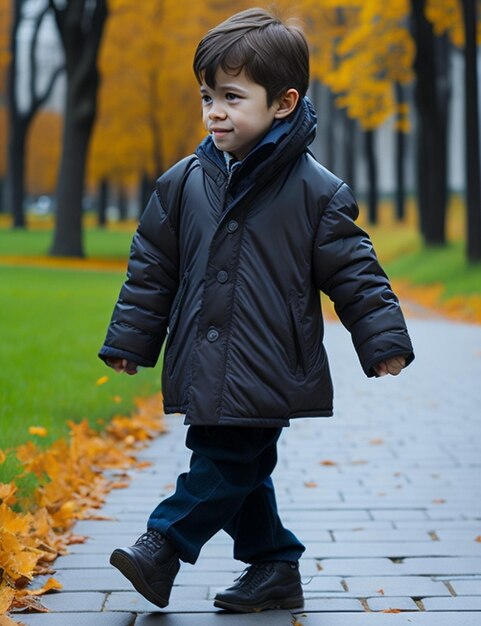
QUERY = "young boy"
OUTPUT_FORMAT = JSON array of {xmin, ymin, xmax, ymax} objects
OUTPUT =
[{"xmin": 99, "ymin": 8, "xmax": 414, "ymax": 613}]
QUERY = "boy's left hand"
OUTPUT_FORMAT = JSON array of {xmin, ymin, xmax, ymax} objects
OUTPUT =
[{"xmin": 373, "ymin": 356, "xmax": 406, "ymax": 377}]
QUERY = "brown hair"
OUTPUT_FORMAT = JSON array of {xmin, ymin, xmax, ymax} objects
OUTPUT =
[{"xmin": 193, "ymin": 8, "xmax": 309, "ymax": 107}]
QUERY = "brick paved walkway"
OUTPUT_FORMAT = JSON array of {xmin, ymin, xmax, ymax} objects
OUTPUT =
[{"xmin": 11, "ymin": 318, "xmax": 481, "ymax": 625}]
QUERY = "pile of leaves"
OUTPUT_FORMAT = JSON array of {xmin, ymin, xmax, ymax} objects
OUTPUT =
[{"xmin": 0, "ymin": 393, "xmax": 166, "ymax": 620}]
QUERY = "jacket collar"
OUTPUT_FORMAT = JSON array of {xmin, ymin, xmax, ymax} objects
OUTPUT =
[{"xmin": 196, "ymin": 97, "xmax": 317, "ymax": 191}]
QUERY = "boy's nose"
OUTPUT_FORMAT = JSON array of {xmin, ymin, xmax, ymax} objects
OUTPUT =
[{"xmin": 208, "ymin": 106, "xmax": 227, "ymax": 120}]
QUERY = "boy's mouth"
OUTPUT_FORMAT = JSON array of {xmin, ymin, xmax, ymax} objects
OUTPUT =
[{"xmin": 210, "ymin": 128, "xmax": 232, "ymax": 137}]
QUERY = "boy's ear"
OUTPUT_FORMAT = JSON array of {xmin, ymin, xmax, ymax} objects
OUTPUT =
[{"xmin": 274, "ymin": 89, "xmax": 300, "ymax": 119}]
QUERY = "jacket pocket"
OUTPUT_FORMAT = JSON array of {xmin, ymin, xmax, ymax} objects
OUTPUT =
[
  {"xmin": 165, "ymin": 272, "xmax": 189, "ymax": 375},
  {"xmin": 288, "ymin": 295, "xmax": 308, "ymax": 379}
]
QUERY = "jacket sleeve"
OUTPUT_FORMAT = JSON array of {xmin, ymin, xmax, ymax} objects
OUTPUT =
[
  {"xmin": 98, "ymin": 183, "xmax": 180, "ymax": 368},
  {"xmin": 313, "ymin": 182, "xmax": 414, "ymax": 377}
]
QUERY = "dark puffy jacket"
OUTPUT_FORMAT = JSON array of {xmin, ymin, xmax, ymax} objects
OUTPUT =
[{"xmin": 99, "ymin": 98, "xmax": 414, "ymax": 427}]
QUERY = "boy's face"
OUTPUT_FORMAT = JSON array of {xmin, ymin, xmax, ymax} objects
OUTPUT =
[{"xmin": 200, "ymin": 67, "xmax": 280, "ymax": 161}]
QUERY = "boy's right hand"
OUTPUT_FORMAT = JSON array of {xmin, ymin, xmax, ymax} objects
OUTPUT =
[{"xmin": 105, "ymin": 357, "xmax": 139, "ymax": 375}]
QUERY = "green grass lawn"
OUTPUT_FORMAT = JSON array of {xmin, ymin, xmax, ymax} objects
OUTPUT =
[
  {"xmin": 358, "ymin": 197, "xmax": 481, "ymax": 301},
  {"xmin": 0, "ymin": 219, "xmax": 137, "ymax": 259},
  {"xmin": 0, "ymin": 257, "xmax": 162, "ymax": 486}
]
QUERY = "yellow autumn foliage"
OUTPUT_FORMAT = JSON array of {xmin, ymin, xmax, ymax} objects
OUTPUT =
[
  {"xmin": 425, "ymin": 0, "xmax": 464, "ymax": 47},
  {"xmin": 320, "ymin": 0, "xmax": 414, "ymax": 130}
]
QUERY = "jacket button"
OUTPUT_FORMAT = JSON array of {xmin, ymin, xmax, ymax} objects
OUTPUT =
[
  {"xmin": 217, "ymin": 270, "xmax": 228, "ymax": 283},
  {"xmin": 227, "ymin": 220, "xmax": 239, "ymax": 233},
  {"xmin": 206, "ymin": 327, "xmax": 219, "ymax": 342}
]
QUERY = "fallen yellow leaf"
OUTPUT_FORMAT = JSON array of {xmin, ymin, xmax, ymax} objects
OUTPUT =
[
  {"xmin": 0, "ymin": 483, "xmax": 17, "ymax": 506},
  {"xmin": 96, "ymin": 375, "xmax": 109, "ymax": 386},
  {"xmin": 0, "ymin": 582, "xmax": 15, "ymax": 614},
  {"xmin": 0, "ymin": 450, "xmax": 6, "ymax": 465},
  {"xmin": 28, "ymin": 426, "xmax": 48, "ymax": 437},
  {"xmin": 17, "ymin": 577, "xmax": 62, "ymax": 596}
]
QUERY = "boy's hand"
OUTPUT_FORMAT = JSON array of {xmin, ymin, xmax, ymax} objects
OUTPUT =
[
  {"xmin": 373, "ymin": 356, "xmax": 406, "ymax": 377},
  {"xmin": 105, "ymin": 357, "xmax": 139, "ymax": 375}
]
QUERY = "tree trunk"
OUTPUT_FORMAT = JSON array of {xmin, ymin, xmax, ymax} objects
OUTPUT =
[
  {"xmin": 461, "ymin": 0, "xmax": 481, "ymax": 262},
  {"xmin": 343, "ymin": 113, "xmax": 356, "ymax": 191},
  {"xmin": 139, "ymin": 173, "xmax": 154, "ymax": 218},
  {"xmin": 8, "ymin": 117, "xmax": 28, "ymax": 228},
  {"xmin": 50, "ymin": 106, "xmax": 91, "ymax": 255},
  {"xmin": 6, "ymin": 0, "xmax": 62, "ymax": 229},
  {"xmin": 410, "ymin": 0, "xmax": 449, "ymax": 246},
  {"xmin": 50, "ymin": 0, "xmax": 107, "ymax": 257},
  {"xmin": 98, "ymin": 177, "xmax": 108, "ymax": 227},
  {"xmin": 365, "ymin": 129, "xmax": 378, "ymax": 225},
  {"xmin": 117, "ymin": 185, "xmax": 127, "ymax": 221},
  {"xmin": 6, "ymin": 0, "xmax": 25, "ymax": 228},
  {"xmin": 326, "ymin": 90, "xmax": 336, "ymax": 173},
  {"xmin": 394, "ymin": 83, "xmax": 406, "ymax": 221}
]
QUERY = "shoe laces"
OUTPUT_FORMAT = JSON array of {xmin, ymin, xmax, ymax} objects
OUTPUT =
[
  {"xmin": 234, "ymin": 562, "xmax": 274, "ymax": 593},
  {"xmin": 135, "ymin": 529, "xmax": 165, "ymax": 554}
]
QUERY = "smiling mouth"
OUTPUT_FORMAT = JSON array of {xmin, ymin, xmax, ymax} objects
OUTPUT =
[{"xmin": 211, "ymin": 129, "xmax": 232, "ymax": 135}]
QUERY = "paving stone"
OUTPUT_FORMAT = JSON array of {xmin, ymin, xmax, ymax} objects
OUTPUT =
[
  {"xmin": 38, "ymin": 592, "xmax": 106, "ymax": 612},
  {"xmin": 366, "ymin": 596, "xmax": 420, "ymax": 611},
  {"xmin": 449, "ymin": 579, "xmax": 481, "ymax": 594},
  {"xmin": 399, "ymin": 558, "xmax": 481, "ymax": 575},
  {"xmin": 301, "ymin": 597, "xmax": 364, "ymax": 612},
  {"xmin": 74, "ymin": 521, "xmax": 146, "ymax": 535},
  {"xmin": 343, "ymin": 576, "xmax": 449, "ymax": 597},
  {"xmin": 54, "ymin": 554, "xmax": 112, "ymax": 569},
  {"xmin": 332, "ymin": 529, "xmax": 431, "ymax": 542},
  {"xmin": 304, "ymin": 541, "xmax": 481, "ymax": 558},
  {"xmin": 422, "ymin": 596, "xmax": 481, "ymax": 610},
  {"xmin": 270, "ymin": 576, "xmax": 344, "ymax": 594},
  {"xmin": 45, "ymin": 568, "xmax": 134, "ymax": 592},
  {"xmin": 135, "ymin": 610, "xmax": 293, "ymax": 624},
  {"xmin": 316, "ymin": 558, "xmax": 400, "ymax": 575},
  {"xmin": 368, "ymin": 510, "xmax": 429, "ymax": 520},
  {"xmin": 176, "ymin": 570, "xmax": 246, "ymax": 586},
  {"xmin": 291, "ymin": 613, "xmax": 481, "ymax": 625},
  {"xmin": 105, "ymin": 591, "xmax": 212, "ymax": 613},
  {"xmin": 8, "ymin": 613, "xmax": 135, "ymax": 625},
  {"xmin": 395, "ymin": 521, "xmax": 481, "ymax": 529}
]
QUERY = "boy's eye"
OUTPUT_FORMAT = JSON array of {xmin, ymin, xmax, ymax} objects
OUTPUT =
[
  {"xmin": 225, "ymin": 92, "xmax": 240, "ymax": 101},
  {"xmin": 201, "ymin": 94, "xmax": 212, "ymax": 105}
]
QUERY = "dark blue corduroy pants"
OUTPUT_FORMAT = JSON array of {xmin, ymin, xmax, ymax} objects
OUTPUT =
[{"xmin": 147, "ymin": 425, "xmax": 305, "ymax": 565}]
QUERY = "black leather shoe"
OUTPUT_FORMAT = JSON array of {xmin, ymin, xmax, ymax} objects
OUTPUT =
[
  {"xmin": 110, "ymin": 529, "xmax": 180, "ymax": 608},
  {"xmin": 214, "ymin": 560, "xmax": 304, "ymax": 613}
]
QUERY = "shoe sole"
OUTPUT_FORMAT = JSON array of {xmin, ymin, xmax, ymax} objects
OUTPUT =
[
  {"xmin": 213, "ymin": 596, "xmax": 304, "ymax": 613},
  {"xmin": 110, "ymin": 549, "xmax": 169, "ymax": 608}
]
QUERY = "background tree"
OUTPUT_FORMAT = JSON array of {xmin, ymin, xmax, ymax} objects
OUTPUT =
[
  {"xmin": 0, "ymin": 0, "xmax": 11, "ymax": 213},
  {"xmin": 411, "ymin": 0, "xmax": 451, "ymax": 246},
  {"xmin": 49, "ymin": 0, "xmax": 107, "ymax": 257},
  {"xmin": 425, "ymin": 0, "xmax": 480, "ymax": 260},
  {"xmin": 6, "ymin": 0, "xmax": 63, "ymax": 228},
  {"xmin": 460, "ymin": 0, "xmax": 481, "ymax": 261},
  {"xmin": 317, "ymin": 1, "xmax": 414, "ymax": 224}
]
